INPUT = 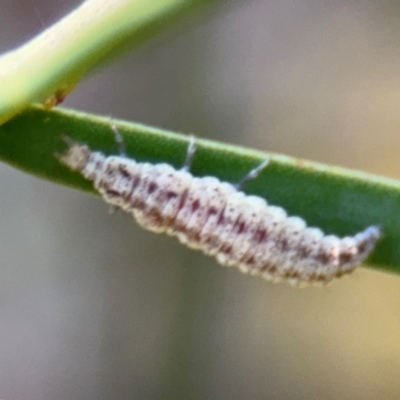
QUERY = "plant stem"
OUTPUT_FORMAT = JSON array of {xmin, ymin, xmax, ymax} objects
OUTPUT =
[{"xmin": 0, "ymin": 0, "xmax": 217, "ymax": 125}]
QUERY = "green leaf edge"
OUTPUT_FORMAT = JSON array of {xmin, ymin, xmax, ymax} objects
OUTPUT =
[{"xmin": 1, "ymin": 104, "xmax": 399, "ymax": 275}]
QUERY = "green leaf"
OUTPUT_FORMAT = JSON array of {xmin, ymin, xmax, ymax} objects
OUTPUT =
[
  {"xmin": 0, "ymin": 0, "xmax": 218, "ymax": 124},
  {"xmin": 0, "ymin": 105, "xmax": 398, "ymax": 275}
]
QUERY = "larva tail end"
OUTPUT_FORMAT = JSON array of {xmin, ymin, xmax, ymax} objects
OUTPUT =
[
  {"xmin": 364, "ymin": 225, "xmax": 381, "ymax": 240},
  {"xmin": 356, "ymin": 225, "xmax": 381, "ymax": 260},
  {"xmin": 55, "ymin": 136, "xmax": 91, "ymax": 172}
]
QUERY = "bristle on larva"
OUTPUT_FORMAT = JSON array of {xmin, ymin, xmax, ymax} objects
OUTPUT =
[{"xmin": 57, "ymin": 135, "xmax": 380, "ymax": 286}]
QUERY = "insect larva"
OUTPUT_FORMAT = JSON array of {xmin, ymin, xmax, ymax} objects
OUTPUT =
[{"xmin": 57, "ymin": 132, "xmax": 380, "ymax": 286}]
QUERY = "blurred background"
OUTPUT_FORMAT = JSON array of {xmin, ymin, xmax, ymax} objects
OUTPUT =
[{"xmin": 1, "ymin": 0, "xmax": 400, "ymax": 399}]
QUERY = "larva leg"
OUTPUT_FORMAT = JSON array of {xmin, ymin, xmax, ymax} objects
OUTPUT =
[
  {"xmin": 182, "ymin": 135, "xmax": 196, "ymax": 172},
  {"xmin": 235, "ymin": 158, "xmax": 270, "ymax": 190},
  {"xmin": 111, "ymin": 121, "xmax": 126, "ymax": 157},
  {"xmin": 109, "ymin": 121, "xmax": 127, "ymax": 214},
  {"xmin": 108, "ymin": 205, "xmax": 118, "ymax": 215}
]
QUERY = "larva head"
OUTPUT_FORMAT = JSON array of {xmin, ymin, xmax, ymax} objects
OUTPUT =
[{"xmin": 56, "ymin": 136, "xmax": 91, "ymax": 172}]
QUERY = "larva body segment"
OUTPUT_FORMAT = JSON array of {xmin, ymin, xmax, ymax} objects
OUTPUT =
[{"xmin": 58, "ymin": 138, "xmax": 380, "ymax": 286}]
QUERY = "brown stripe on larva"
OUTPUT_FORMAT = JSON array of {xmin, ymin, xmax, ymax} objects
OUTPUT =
[{"xmin": 57, "ymin": 139, "xmax": 381, "ymax": 286}]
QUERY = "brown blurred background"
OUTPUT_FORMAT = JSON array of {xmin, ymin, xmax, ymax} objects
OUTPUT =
[{"xmin": 1, "ymin": 1, "xmax": 400, "ymax": 399}]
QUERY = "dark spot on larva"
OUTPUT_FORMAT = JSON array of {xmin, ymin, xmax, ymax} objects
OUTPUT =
[
  {"xmin": 192, "ymin": 231, "xmax": 201, "ymax": 242},
  {"xmin": 297, "ymin": 245, "xmax": 312, "ymax": 259},
  {"xmin": 279, "ymin": 238, "xmax": 289, "ymax": 251},
  {"xmin": 192, "ymin": 199, "xmax": 200, "ymax": 212},
  {"xmin": 316, "ymin": 250, "xmax": 335, "ymax": 265},
  {"xmin": 268, "ymin": 265, "xmax": 277, "ymax": 274},
  {"xmin": 148, "ymin": 182, "xmax": 158, "ymax": 194},
  {"xmin": 237, "ymin": 221, "xmax": 246, "ymax": 234},
  {"xmin": 171, "ymin": 222, "xmax": 184, "ymax": 233},
  {"xmin": 255, "ymin": 228, "xmax": 269, "ymax": 243},
  {"xmin": 124, "ymin": 176, "xmax": 139, "ymax": 204},
  {"xmin": 259, "ymin": 262, "xmax": 271, "ymax": 273},
  {"xmin": 339, "ymin": 251, "xmax": 353, "ymax": 264},
  {"xmin": 204, "ymin": 235, "xmax": 217, "ymax": 246},
  {"xmin": 217, "ymin": 209, "xmax": 225, "ymax": 225},
  {"xmin": 247, "ymin": 256, "xmax": 255, "ymax": 265},
  {"xmin": 357, "ymin": 241, "xmax": 367, "ymax": 254},
  {"xmin": 106, "ymin": 189, "xmax": 120, "ymax": 197},
  {"xmin": 95, "ymin": 160, "xmax": 103, "ymax": 171},
  {"xmin": 122, "ymin": 188, "xmax": 131, "ymax": 202},
  {"xmin": 134, "ymin": 200, "xmax": 145, "ymax": 211},
  {"xmin": 166, "ymin": 191, "xmax": 178, "ymax": 200},
  {"xmin": 146, "ymin": 208, "xmax": 168, "ymax": 228},
  {"xmin": 315, "ymin": 274, "xmax": 326, "ymax": 282},
  {"xmin": 118, "ymin": 165, "xmax": 130, "ymax": 178},
  {"xmin": 131, "ymin": 175, "xmax": 140, "ymax": 190},
  {"xmin": 335, "ymin": 270, "xmax": 344, "ymax": 278},
  {"xmin": 260, "ymin": 229, "xmax": 268, "ymax": 242},
  {"xmin": 208, "ymin": 207, "xmax": 218, "ymax": 215},
  {"xmin": 283, "ymin": 271, "xmax": 292, "ymax": 279},
  {"xmin": 105, "ymin": 164, "xmax": 115, "ymax": 176},
  {"xmin": 176, "ymin": 190, "xmax": 189, "ymax": 213},
  {"xmin": 221, "ymin": 245, "xmax": 232, "ymax": 255},
  {"xmin": 291, "ymin": 271, "xmax": 300, "ymax": 280}
]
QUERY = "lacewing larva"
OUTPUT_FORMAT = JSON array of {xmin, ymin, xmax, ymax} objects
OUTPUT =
[{"xmin": 57, "ymin": 130, "xmax": 380, "ymax": 286}]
